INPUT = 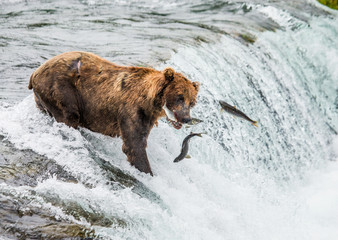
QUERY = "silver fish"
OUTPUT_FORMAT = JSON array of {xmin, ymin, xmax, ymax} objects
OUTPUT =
[
  {"xmin": 219, "ymin": 100, "xmax": 258, "ymax": 127},
  {"xmin": 185, "ymin": 117, "xmax": 203, "ymax": 128},
  {"xmin": 187, "ymin": 117, "xmax": 203, "ymax": 125},
  {"xmin": 174, "ymin": 132, "xmax": 203, "ymax": 163}
]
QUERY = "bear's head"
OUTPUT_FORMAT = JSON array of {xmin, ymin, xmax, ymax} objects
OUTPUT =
[{"xmin": 162, "ymin": 68, "xmax": 200, "ymax": 130}]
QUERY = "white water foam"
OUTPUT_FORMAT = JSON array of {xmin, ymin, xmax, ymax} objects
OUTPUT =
[{"xmin": 258, "ymin": 5, "xmax": 307, "ymax": 30}]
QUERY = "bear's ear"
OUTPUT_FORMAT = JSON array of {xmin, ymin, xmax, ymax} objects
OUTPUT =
[
  {"xmin": 192, "ymin": 81, "xmax": 200, "ymax": 91},
  {"xmin": 163, "ymin": 67, "xmax": 175, "ymax": 82}
]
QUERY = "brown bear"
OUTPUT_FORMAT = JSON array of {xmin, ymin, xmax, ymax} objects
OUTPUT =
[{"xmin": 28, "ymin": 51, "xmax": 199, "ymax": 176}]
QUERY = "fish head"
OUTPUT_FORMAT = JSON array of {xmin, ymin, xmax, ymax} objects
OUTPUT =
[{"xmin": 162, "ymin": 69, "xmax": 199, "ymax": 130}]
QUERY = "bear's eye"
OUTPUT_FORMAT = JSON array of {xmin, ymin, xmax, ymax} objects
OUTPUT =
[{"xmin": 177, "ymin": 95, "xmax": 184, "ymax": 103}]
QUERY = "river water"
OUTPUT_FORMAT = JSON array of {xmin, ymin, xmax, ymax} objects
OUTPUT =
[{"xmin": 0, "ymin": 0, "xmax": 337, "ymax": 239}]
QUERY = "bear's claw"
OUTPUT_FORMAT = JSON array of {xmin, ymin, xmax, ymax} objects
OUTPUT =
[{"xmin": 167, "ymin": 117, "xmax": 183, "ymax": 130}]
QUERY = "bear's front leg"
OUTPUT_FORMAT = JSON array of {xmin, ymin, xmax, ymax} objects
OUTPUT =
[{"xmin": 120, "ymin": 117, "xmax": 153, "ymax": 176}]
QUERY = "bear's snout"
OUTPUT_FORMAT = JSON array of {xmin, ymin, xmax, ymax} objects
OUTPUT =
[
  {"xmin": 181, "ymin": 117, "xmax": 191, "ymax": 124},
  {"xmin": 174, "ymin": 109, "xmax": 191, "ymax": 124}
]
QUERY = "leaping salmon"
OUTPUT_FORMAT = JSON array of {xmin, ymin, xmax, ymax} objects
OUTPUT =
[
  {"xmin": 174, "ymin": 132, "xmax": 203, "ymax": 163},
  {"xmin": 219, "ymin": 100, "xmax": 258, "ymax": 127}
]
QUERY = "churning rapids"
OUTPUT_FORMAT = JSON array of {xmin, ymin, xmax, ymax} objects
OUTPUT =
[{"xmin": 0, "ymin": 0, "xmax": 337, "ymax": 239}]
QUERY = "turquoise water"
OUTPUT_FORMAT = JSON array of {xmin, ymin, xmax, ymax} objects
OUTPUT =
[{"xmin": 0, "ymin": 0, "xmax": 337, "ymax": 239}]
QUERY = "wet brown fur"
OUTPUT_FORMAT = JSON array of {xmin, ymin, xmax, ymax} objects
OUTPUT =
[{"xmin": 28, "ymin": 51, "xmax": 199, "ymax": 175}]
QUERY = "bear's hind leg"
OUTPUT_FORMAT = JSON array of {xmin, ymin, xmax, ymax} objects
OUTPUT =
[
  {"xmin": 34, "ymin": 93, "xmax": 47, "ymax": 113},
  {"xmin": 33, "ymin": 86, "xmax": 81, "ymax": 129}
]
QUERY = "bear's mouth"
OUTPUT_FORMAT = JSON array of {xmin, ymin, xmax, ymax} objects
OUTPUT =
[{"xmin": 163, "ymin": 103, "xmax": 183, "ymax": 130}]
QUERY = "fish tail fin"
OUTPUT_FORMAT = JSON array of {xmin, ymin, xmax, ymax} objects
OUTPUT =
[
  {"xmin": 197, "ymin": 133, "xmax": 203, "ymax": 137},
  {"xmin": 252, "ymin": 121, "xmax": 258, "ymax": 127}
]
